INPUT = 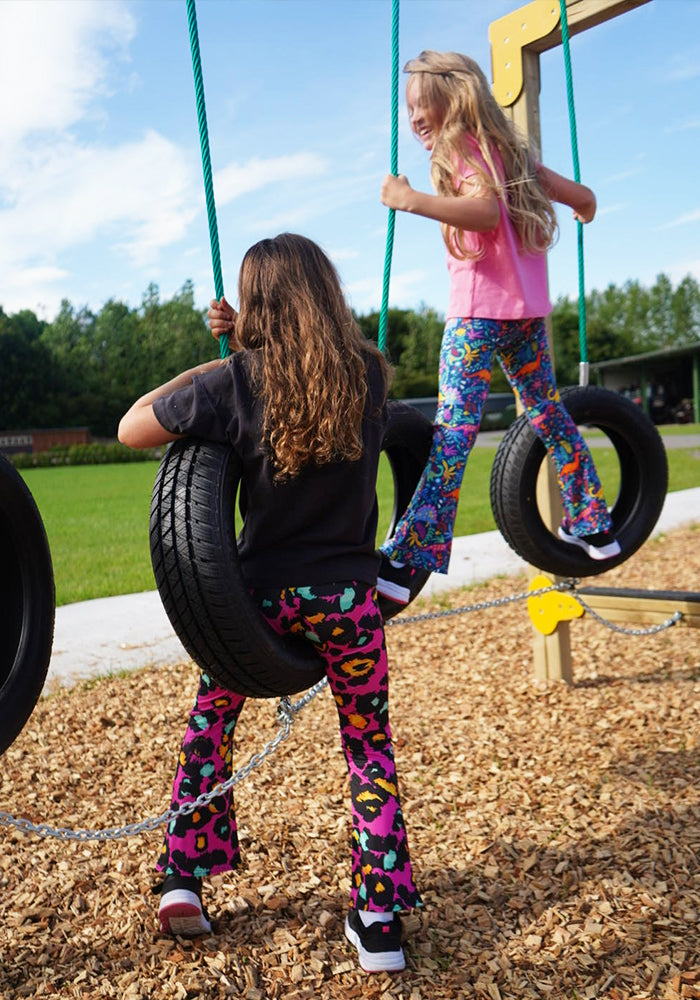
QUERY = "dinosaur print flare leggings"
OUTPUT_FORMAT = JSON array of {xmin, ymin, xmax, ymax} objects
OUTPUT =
[
  {"xmin": 156, "ymin": 582, "xmax": 422, "ymax": 913},
  {"xmin": 382, "ymin": 316, "xmax": 613, "ymax": 573}
]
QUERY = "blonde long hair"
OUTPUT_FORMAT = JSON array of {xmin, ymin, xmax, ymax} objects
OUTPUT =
[
  {"xmin": 405, "ymin": 50, "xmax": 558, "ymax": 259},
  {"xmin": 232, "ymin": 233, "xmax": 390, "ymax": 481}
]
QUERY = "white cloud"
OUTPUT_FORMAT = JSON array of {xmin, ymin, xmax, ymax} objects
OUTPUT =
[
  {"xmin": 665, "ymin": 52, "xmax": 700, "ymax": 83},
  {"xmin": 0, "ymin": 1, "xmax": 202, "ymax": 313},
  {"xmin": 0, "ymin": 132, "xmax": 198, "ymax": 272},
  {"xmin": 666, "ymin": 260, "xmax": 700, "ymax": 284},
  {"xmin": 601, "ymin": 168, "xmax": 642, "ymax": 184},
  {"xmin": 345, "ymin": 268, "xmax": 427, "ymax": 313},
  {"xmin": 656, "ymin": 208, "xmax": 700, "ymax": 231},
  {"xmin": 596, "ymin": 203, "xmax": 627, "ymax": 218},
  {"xmin": 0, "ymin": 1, "xmax": 135, "ymax": 150},
  {"xmin": 327, "ymin": 247, "xmax": 360, "ymax": 262},
  {"xmin": 0, "ymin": 264, "xmax": 70, "ymax": 316},
  {"xmin": 214, "ymin": 153, "xmax": 328, "ymax": 205},
  {"xmin": 663, "ymin": 118, "xmax": 700, "ymax": 134}
]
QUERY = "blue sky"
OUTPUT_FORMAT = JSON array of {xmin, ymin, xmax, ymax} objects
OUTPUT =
[{"xmin": 1, "ymin": 0, "xmax": 699, "ymax": 327}]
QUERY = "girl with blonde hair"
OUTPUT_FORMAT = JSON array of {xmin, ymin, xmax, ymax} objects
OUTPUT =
[
  {"xmin": 119, "ymin": 233, "xmax": 421, "ymax": 973},
  {"xmin": 377, "ymin": 50, "xmax": 619, "ymax": 606}
]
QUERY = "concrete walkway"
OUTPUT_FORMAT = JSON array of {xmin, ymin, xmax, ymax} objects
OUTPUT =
[{"xmin": 45, "ymin": 486, "xmax": 700, "ymax": 693}]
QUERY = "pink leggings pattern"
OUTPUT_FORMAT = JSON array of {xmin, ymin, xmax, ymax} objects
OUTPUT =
[
  {"xmin": 382, "ymin": 316, "xmax": 613, "ymax": 573},
  {"xmin": 157, "ymin": 582, "xmax": 422, "ymax": 912}
]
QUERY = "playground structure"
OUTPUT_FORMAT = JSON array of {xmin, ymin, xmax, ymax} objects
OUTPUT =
[
  {"xmin": 0, "ymin": 0, "xmax": 699, "ymax": 842},
  {"xmin": 0, "ymin": 11, "xmax": 698, "ymax": 994},
  {"xmin": 488, "ymin": 0, "xmax": 700, "ymax": 683}
]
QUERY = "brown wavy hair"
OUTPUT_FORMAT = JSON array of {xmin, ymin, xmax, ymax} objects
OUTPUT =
[
  {"xmin": 232, "ymin": 233, "xmax": 390, "ymax": 481},
  {"xmin": 405, "ymin": 50, "xmax": 558, "ymax": 259}
]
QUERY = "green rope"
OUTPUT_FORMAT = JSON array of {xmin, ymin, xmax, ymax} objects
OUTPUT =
[
  {"xmin": 377, "ymin": 0, "xmax": 400, "ymax": 355},
  {"xmin": 559, "ymin": 0, "xmax": 588, "ymax": 378},
  {"xmin": 186, "ymin": 0, "xmax": 229, "ymax": 359}
]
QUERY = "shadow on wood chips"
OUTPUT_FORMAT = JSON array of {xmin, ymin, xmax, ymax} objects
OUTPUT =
[{"xmin": 1, "ymin": 525, "xmax": 699, "ymax": 1000}]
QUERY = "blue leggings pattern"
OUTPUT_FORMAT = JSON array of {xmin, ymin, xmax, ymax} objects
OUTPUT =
[{"xmin": 382, "ymin": 317, "xmax": 612, "ymax": 573}]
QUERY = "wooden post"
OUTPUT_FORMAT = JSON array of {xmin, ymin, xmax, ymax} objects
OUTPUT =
[
  {"xmin": 496, "ymin": 31, "xmax": 573, "ymax": 684},
  {"xmin": 488, "ymin": 0, "xmax": 651, "ymax": 684}
]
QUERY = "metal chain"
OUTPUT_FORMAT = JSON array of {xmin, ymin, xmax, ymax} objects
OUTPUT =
[
  {"xmin": 572, "ymin": 595, "xmax": 683, "ymax": 636},
  {"xmin": 385, "ymin": 580, "xmax": 572, "ymax": 625},
  {"xmin": 0, "ymin": 684, "xmax": 326, "ymax": 842},
  {"xmin": 0, "ymin": 582, "xmax": 682, "ymax": 842}
]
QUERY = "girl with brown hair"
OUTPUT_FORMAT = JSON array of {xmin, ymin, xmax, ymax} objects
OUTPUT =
[{"xmin": 119, "ymin": 233, "xmax": 421, "ymax": 973}]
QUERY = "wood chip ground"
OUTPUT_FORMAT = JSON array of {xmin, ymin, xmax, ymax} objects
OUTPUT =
[{"xmin": 1, "ymin": 525, "xmax": 699, "ymax": 999}]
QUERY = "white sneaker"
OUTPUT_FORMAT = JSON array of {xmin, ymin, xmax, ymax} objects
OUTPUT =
[
  {"xmin": 344, "ymin": 909, "xmax": 405, "ymax": 973},
  {"xmin": 158, "ymin": 875, "xmax": 211, "ymax": 937},
  {"xmin": 558, "ymin": 524, "xmax": 621, "ymax": 560}
]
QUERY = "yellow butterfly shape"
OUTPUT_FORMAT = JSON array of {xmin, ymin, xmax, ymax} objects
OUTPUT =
[{"xmin": 527, "ymin": 574, "xmax": 584, "ymax": 635}]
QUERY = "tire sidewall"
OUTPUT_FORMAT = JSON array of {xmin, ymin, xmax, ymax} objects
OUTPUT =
[
  {"xmin": 0, "ymin": 455, "xmax": 55, "ymax": 754},
  {"xmin": 151, "ymin": 401, "xmax": 434, "ymax": 694},
  {"xmin": 490, "ymin": 386, "xmax": 668, "ymax": 578}
]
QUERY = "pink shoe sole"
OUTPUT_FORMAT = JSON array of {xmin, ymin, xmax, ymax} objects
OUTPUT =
[{"xmin": 158, "ymin": 889, "xmax": 211, "ymax": 937}]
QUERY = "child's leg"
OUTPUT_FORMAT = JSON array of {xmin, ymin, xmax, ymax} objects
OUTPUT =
[
  {"xmin": 156, "ymin": 671, "xmax": 246, "ymax": 878},
  {"xmin": 255, "ymin": 583, "xmax": 422, "ymax": 914},
  {"xmin": 381, "ymin": 318, "xmax": 495, "ymax": 573},
  {"xmin": 498, "ymin": 318, "xmax": 613, "ymax": 536}
]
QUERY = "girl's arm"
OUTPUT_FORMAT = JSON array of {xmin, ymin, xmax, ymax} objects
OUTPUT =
[
  {"xmin": 118, "ymin": 358, "xmax": 223, "ymax": 449},
  {"xmin": 537, "ymin": 165, "xmax": 596, "ymax": 223},
  {"xmin": 381, "ymin": 173, "xmax": 500, "ymax": 232}
]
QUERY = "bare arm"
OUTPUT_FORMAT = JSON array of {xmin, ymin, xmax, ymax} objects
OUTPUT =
[
  {"xmin": 537, "ymin": 165, "xmax": 596, "ymax": 223},
  {"xmin": 119, "ymin": 296, "xmax": 237, "ymax": 449},
  {"xmin": 118, "ymin": 358, "xmax": 223, "ymax": 449},
  {"xmin": 381, "ymin": 173, "xmax": 500, "ymax": 232}
]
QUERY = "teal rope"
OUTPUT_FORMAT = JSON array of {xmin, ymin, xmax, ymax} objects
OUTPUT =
[
  {"xmin": 377, "ymin": 0, "xmax": 400, "ymax": 355},
  {"xmin": 186, "ymin": 0, "xmax": 229, "ymax": 358},
  {"xmin": 559, "ymin": 0, "xmax": 588, "ymax": 374}
]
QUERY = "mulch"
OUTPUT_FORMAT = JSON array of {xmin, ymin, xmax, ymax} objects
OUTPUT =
[{"xmin": 1, "ymin": 524, "xmax": 699, "ymax": 1000}]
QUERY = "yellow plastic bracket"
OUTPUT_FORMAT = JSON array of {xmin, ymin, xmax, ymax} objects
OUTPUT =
[
  {"xmin": 527, "ymin": 573, "xmax": 584, "ymax": 635},
  {"xmin": 489, "ymin": 0, "xmax": 561, "ymax": 107}
]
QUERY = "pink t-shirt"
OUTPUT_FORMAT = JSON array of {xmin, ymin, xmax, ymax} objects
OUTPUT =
[{"xmin": 445, "ymin": 139, "xmax": 552, "ymax": 321}]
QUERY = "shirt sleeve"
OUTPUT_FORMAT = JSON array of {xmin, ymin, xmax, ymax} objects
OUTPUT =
[
  {"xmin": 454, "ymin": 134, "xmax": 510, "ymax": 194},
  {"xmin": 152, "ymin": 364, "xmax": 233, "ymax": 443}
]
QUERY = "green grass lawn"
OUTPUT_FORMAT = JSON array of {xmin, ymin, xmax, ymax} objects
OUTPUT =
[
  {"xmin": 584, "ymin": 422, "xmax": 700, "ymax": 438},
  {"xmin": 20, "ymin": 437, "xmax": 700, "ymax": 607}
]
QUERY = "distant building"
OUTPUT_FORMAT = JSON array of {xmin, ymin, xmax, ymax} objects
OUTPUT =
[
  {"xmin": 0, "ymin": 428, "xmax": 92, "ymax": 456},
  {"xmin": 591, "ymin": 343, "xmax": 700, "ymax": 424}
]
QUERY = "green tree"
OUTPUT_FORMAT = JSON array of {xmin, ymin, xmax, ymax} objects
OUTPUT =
[{"xmin": 0, "ymin": 308, "xmax": 54, "ymax": 429}]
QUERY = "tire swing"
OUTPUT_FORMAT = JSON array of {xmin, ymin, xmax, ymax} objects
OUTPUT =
[
  {"xmin": 0, "ymin": 454, "xmax": 55, "ymax": 755},
  {"xmin": 155, "ymin": 1, "xmax": 430, "ymax": 696},
  {"xmin": 489, "ymin": 384, "xmax": 668, "ymax": 579},
  {"xmin": 149, "ymin": 400, "xmax": 432, "ymax": 697}
]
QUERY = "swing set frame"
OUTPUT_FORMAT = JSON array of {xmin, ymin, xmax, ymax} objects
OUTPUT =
[{"xmin": 489, "ymin": 0, "xmax": 700, "ymax": 685}]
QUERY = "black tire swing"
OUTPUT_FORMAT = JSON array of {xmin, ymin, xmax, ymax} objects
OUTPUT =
[
  {"xmin": 490, "ymin": 2, "xmax": 668, "ymax": 581},
  {"xmin": 151, "ymin": 0, "xmax": 430, "ymax": 697},
  {"xmin": 490, "ymin": 385, "xmax": 668, "ymax": 578},
  {"xmin": 150, "ymin": 401, "xmax": 432, "ymax": 697},
  {"xmin": 0, "ymin": 454, "xmax": 55, "ymax": 755}
]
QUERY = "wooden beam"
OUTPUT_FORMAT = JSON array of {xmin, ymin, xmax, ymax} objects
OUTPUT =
[
  {"xmin": 576, "ymin": 587, "xmax": 700, "ymax": 628},
  {"xmin": 529, "ymin": 0, "xmax": 651, "ymax": 52},
  {"xmin": 490, "ymin": 0, "xmax": 651, "ymax": 106}
]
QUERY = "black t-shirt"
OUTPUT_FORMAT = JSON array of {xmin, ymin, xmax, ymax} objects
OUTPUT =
[{"xmin": 153, "ymin": 352, "xmax": 387, "ymax": 588}]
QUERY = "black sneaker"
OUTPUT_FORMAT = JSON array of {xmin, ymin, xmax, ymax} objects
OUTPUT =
[
  {"xmin": 156, "ymin": 873, "xmax": 212, "ymax": 937},
  {"xmin": 558, "ymin": 523, "xmax": 621, "ymax": 560},
  {"xmin": 344, "ymin": 908, "xmax": 405, "ymax": 973},
  {"xmin": 376, "ymin": 557, "xmax": 419, "ymax": 606}
]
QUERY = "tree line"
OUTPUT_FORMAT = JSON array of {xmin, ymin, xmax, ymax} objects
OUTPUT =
[{"xmin": 1, "ymin": 273, "xmax": 699, "ymax": 437}]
